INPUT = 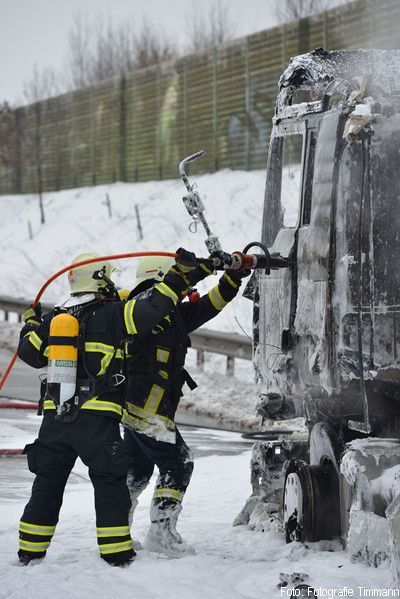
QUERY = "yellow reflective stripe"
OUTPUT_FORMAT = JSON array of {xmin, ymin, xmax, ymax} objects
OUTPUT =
[
  {"xmin": 98, "ymin": 353, "xmax": 113, "ymax": 376},
  {"xmin": 97, "ymin": 526, "xmax": 130, "ymax": 537},
  {"xmin": 153, "ymin": 488, "xmax": 184, "ymax": 502},
  {"xmin": 200, "ymin": 262, "xmax": 213, "ymax": 275},
  {"xmin": 84, "ymin": 342, "xmax": 124, "ymax": 376},
  {"xmin": 144, "ymin": 384, "xmax": 165, "ymax": 413},
  {"xmin": 122, "ymin": 404, "xmax": 175, "ymax": 432},
  {"xmin": 29, "ymin": 331, "xmax": 42, "ymax": 351},
  {"xmin": 19, "ymin": 539, "xmax": 51, "ymax": 552},
  {"xmin": 154, "ymin": 282, "xmax": 178, "ymax": 305},
  {"xmin": 156, "ymin": 348, "xmax": 170, "ymax": 363},
  {"xmin": 98, "ymin": 540, "xmax": 133, "ymax": 555},
  {"xmin": 85, "ymin": 342, "xmax": 114, "ymax": 353},
  {"xmin": 124, "ymin": 299, "xmax": 137, "ymax": 335},
  {"xmin": 223, "ymin": 273, "xmax": 239, "ymax": 289},
  {"xmin": 159, "ymin": 370, "xmax": 168, "ymax": 380},
  {"xmin": 43, "ymin": 346, "xmax": 49, "ymax": 358},
  {"xmin": 81, "ymin": 398, "xmax": 122, "ymax": 416},
  {"xmin": 122, "ymin": 412, "xmax": 174, "ymax": 437},
  {"xmin": 19, "ymin": 521, "xmax": 56, "ymax": 536},
  {"xmin": 43, "ymin": 399, "xmax": 56, "ymax": 410},
  {"xmin": 208, "ymin": 285, "xmax": 227, "ymax": 311}
]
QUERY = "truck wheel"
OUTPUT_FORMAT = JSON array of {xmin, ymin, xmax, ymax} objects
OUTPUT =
[
  {"xmin": 309, "ymin": 421, "xmax": 344, "ymax": 473},
  {"xmin": 283, "ymin": 458, "xmax": 340, "ymax": 543}
]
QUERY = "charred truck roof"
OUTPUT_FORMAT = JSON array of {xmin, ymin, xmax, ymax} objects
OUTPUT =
[{"xmin": 256, "ymin": 48, "xmax": 400, "ymax": 438}]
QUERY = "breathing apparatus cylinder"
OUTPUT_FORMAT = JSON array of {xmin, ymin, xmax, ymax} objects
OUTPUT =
[{"xmin": 47, "ymin": 313, "xmax": 79, "ymax": 415}]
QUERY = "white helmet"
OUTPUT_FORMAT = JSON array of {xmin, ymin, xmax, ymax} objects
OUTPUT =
[
  {"xmin": 134, "ymin": 256, "xmax": 174, "ymax": 287},
  {"xmin": 68, "ymin": 252, "xmax": 115, "ymax": 294}
]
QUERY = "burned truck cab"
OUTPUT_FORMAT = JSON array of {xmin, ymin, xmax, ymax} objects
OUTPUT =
[{"xmin": 244, "ymin": 49, "xmax": 400, "ymax": 561}]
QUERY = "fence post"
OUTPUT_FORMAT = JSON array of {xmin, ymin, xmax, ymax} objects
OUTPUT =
[
  {"xmin": 133, "ymin": 72, "xmax": 139, "ymax": 182},
  {"xmin": 227, "ymin": 355, "xmax": 235, "ymax": 376},
  {"xmin": 183, "ymin": 58, "xmax": 189, "ymax": 156},
  {"xmin": 111, "ymin": 77, "xmax": 117, "ymax": 182},
  {"xmin": 212, "ymin": 47, "xmax": 219, "ymax": 172},
  {"xmin": 90, "ymin": 85, "xmax": 96, "ymax": 186},
  {"xmin": 135, "ymin": 204, "xmax": 143, "ymax": 240},
  {"xmin": 197, "ymin": 349, "xmax": 205, "ymax": 370},
  {"xmin": 156, "ymin": 65, "xmax": 162, "ymax": 180},
  {"xmin": 245, "ymin": 37, "xmax": 251, "ymax": 171},
  {"xmin": 15, "ymin": 108, "xmax": 22, "ymax": 194},
  {"xmin": 105, "ymin": 193, "xmax": 112, "ymax": 218},
  {"xmin": 70, "ymin": 93, "xmax": 76, "ymax": 188},
  {"xmin": 119, "ymin": 74, "xmax": 127, "ymax": 182}
]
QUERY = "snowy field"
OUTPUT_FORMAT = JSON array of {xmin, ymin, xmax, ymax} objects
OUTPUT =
[
  {"xmin": 0, "ymin": 169, "xmax": 268, "ymax": 335},
  {"xmin": 0, "ymin": 410, "xmax": 390, "ymax": 599}
]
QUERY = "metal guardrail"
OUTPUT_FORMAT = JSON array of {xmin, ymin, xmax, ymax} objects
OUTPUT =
[
  {"xmin": 0, "ymin": 296, "xmax": 52, "ymax": 321},
  {"xmin": 0, "ymin": 296, "xmax": 252, "ymax": 374}
]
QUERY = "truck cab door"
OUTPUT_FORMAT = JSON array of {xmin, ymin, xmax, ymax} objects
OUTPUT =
[{"xmin": 256, "ymin": 123, "xmax": 305, "ymax": 402}]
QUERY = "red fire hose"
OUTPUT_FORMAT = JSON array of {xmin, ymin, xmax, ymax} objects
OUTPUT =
[{"xmin": 0, "ymin": 251, "xmax": 176, "ymax": 392}]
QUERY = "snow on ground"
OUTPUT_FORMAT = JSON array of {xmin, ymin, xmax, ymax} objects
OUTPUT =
[
  {"xmin": 0, "ymin": 169, "xmax": 266, "ymax": 335},
  {"xmin": 0, "ymin": 414, "xmax": 391, "ymax": 599}
]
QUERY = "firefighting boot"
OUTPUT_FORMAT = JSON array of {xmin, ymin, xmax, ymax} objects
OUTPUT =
[
  {"xmin": 143, "ymin": 501, "xmax": 195, "ymax": 558},
  {"xmin": 18, "ymin": 550, "xmax": 46, "ymax": 566}
]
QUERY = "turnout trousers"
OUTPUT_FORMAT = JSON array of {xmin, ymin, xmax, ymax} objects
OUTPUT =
[
  {"xmin": 123, "ymin": 428, "xmax": 194, "ymax": 522},
  {"xmin": 19, "ymin": 411, "xmax": 134, "ymax": 564}
]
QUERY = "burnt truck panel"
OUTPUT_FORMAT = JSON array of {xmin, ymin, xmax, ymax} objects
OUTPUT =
[
  {"xmin": 254, "ymin": 49, "xmax": 400, "ymax": 438},
  {"xmin": 242, "ymin": 50, "xmax": 400, "ymax": 566}
]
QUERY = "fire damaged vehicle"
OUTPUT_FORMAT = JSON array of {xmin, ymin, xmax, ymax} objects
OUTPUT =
[{"xmin": 237, "ymin": 48, "xmax": 400, "ymax": 574}]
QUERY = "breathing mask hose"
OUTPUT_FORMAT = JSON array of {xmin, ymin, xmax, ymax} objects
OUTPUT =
[{"xmin": 0, "ymin": 251, "xmax": 176, "ymax": 392}]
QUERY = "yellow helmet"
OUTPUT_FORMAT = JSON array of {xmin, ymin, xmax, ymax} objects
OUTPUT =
[
  {"xmin": 134, "ymin": 256, "xmax": 174, "ymax": 287},
  {"xmin": 68, "ymin": 252, "xmax": 115, "ymax": 294}
]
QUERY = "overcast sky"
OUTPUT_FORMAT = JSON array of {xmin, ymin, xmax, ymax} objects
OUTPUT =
[{"xmin": 0, "ymin": 0, "xmax": 277, "ymax": 105}]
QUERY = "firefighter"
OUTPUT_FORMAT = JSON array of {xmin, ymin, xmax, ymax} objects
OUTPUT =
[
  {"xmin": 17, "ymin": 248, "xmax": 200, "ymax": 567},
  {"xmin": 122, "ymin": 254, "xmax": 249, "ymax": 557}
]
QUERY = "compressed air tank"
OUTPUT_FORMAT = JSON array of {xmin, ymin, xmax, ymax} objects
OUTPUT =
[{"xmin": 47, "ymin": 313, "xmax": 79, "ymax": 415}]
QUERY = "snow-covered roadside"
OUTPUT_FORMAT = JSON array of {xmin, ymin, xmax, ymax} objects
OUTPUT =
[{"xmin": 0, "ymin": 169, "xmax": 265, "ymax": 335}]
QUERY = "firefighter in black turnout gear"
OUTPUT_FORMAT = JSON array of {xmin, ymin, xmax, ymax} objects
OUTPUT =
[
  {"xmin": 17, "ymin": 249, "xmax": 199, "ymax": 567},
  {"xmin": 122, "ymin": 254, "xmax": 249, "ymax": 557}
]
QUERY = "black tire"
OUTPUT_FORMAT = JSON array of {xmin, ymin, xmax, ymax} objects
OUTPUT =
[{"xmin": 283, "ymin": 457, "xmax": 341, "ymax": 543}]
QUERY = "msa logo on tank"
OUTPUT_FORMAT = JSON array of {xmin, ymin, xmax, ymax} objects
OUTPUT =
[{"xmin": 46, "ymin": 313, "xmax": 79, "ymax": 415}]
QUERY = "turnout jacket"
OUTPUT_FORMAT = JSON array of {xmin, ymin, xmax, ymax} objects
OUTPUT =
[
  {"xmin": 122, "ymin": 272, "xmax": 242, "ymax": 442},
  {"xmin": 18, "ymin": 272, "xmax": 187, "ymax": 420}
]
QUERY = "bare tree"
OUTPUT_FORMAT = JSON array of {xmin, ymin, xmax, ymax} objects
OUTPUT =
[
  {"xmin": 272, "ymin": 0, "xmax": 348, "ymax": 22},
  {"xmin": 22, "ymin": 65, "xmax": 60, "ymax": 223},
  {"xmin": 133, "ymin": 20, "xmax": 176, "ymax": 69},
  {"xmin": 184, "ymin": 0, "xmax": 236, "ymax": 53},
  {"xmin": 65, "ymin": 14, "xmax": 177, "ymax": 89},
  {"xmin": 65, "ymin": 13, "xmax": 93, "ymax": 89}
]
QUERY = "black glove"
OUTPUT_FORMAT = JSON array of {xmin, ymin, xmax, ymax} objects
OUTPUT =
[
  {"xmin": 226, "ymin": 268, "xmax": 251, "ymax": 280},
  {"xmin": 174, "ymin": 248, "xmax": 197, "ymax": 273},
  {"xmin": 162, "ymin": 248, "xmax": 198, "ymax": 296},
  {"xmin": 187, "ymin": 258, "xmax": 214, "ymax": 286},
  {"xmin": 22, "ymin": 303, "xmax": 42, "ymax": 327}
]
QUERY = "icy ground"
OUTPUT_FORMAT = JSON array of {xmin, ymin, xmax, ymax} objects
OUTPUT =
[{"xmin": 0, "ymin": 409, "xmax": 391, "ymax": 599}]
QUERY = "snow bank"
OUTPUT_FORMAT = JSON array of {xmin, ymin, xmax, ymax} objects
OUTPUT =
[{"xmin": 0, "ymin": 169, "xmax": 266, "ymax": 335}]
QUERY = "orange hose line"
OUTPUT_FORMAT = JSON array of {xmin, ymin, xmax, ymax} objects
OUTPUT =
[{"xmin": 0, "ymin": 251, "xmax": 177, "ymax": 392}]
